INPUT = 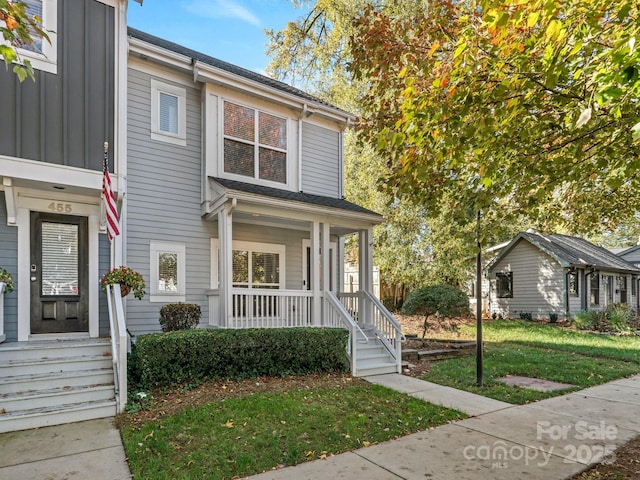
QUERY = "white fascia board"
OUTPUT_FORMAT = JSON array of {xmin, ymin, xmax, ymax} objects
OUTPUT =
[
  {"xmin": 128, "ymin": 38, "xmax": 193, "ymax": 71},
  {"xmin": 0, "ymin": 155, "xmax": 121, "ymax": 192},
  {"xmin": 194, "ymin": 61, "xmax": 353, "ymax": 124}
]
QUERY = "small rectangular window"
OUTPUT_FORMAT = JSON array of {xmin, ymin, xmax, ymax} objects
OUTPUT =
[
  {"xmin": 568, "ymin": 271, "xmax": 579, "ymax": 297},
  {"xmin": 496, "ymin": 272, "xmax": 513, "ymax": 298},
  {"xmin": 150, "ymin": 241, "xmax": 185, "ymax": 302},
  {"xmin": 11, "ymin": 0, "xmax": 57, "ymax": 74},
  {"xmin": 151, "ymin": 79, "xmax": 186, "ymax": 146},
  {"xmin": 632, "ymin": 276, "xmax": 637, "ymax": 296}
]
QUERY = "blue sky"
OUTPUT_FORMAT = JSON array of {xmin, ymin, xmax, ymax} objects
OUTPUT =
[{"xmin": 128, "ymin": 0, "xmax": 309, "ymax": 74}]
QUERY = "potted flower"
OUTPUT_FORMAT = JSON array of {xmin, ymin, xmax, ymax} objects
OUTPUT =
[
  {"xmin": 0, "ymin": 267, "xmax": 14, "ymax": 294},
  {"xmin": 100, "ymin": 266, "xmax": 146, "ymax": 300}
]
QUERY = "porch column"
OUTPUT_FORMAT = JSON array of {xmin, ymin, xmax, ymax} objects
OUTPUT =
[
  {"xmin": 321, "ymin": 222, "xmax": 330, "ymax": 326},
  {"xmin": 338, "ymin": 236, "xmax": 345, "ymax": 294},
  {"xmin": 218, "ymin": 202, "xmax": 234, "ymax": 328},
  {"xmin": 359, "ymin": 227, "xmax": 374, "ymax": 327},
  {"xmin": 311, "ymin": 221, "xmax": 321, "ymax": 326}
]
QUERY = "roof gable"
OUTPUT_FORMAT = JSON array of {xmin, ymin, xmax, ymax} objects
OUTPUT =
[{"xmin": 487, "ymin": 232, "xmax": 640, "ymax": 274}]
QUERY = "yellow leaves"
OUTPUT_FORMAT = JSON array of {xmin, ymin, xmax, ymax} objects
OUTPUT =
[
  {"xmin": 527, "ymin": 11, "xmax": 540, "ymax": 28},
  {"xmin": 362, "ymin": 441, "xmax": 371, "ymax": 447},
  {"xmin": 428, "ymin": 41, "xmax": 440, "ymax": 57},
  {"xmin": 224, "ymin": 420, "xmax": 234, "ymax": 428}
]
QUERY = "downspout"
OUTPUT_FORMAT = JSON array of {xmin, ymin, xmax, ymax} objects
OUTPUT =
[{"xmin": 564, "ymin": 267, "xmax": 573, "ymax": 320}]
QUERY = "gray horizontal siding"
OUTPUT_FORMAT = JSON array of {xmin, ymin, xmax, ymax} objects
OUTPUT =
[
  {"xmin": 98, "ymin": 234, "xmax": 110, "ymax": 337},
  {"xmin": 300, "ymin": 123, "xmax": 340, "ymax": 197},
  {"xmin": 126, "ymin": 67, "xmax": 213, "ymax": 337},
  {"xmin": 490, "ymin": 240, "xmax": 565, "ymax": 319},
  {"xmin": 0, "ymin": 196, "xmax": 18, "ymax": 341},
  {"xmin": 0, "ymin": 0, "xmax": 114, "ymax": 172}
]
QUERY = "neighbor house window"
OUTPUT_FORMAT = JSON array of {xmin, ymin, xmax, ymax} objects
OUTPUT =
[
  {"xmin": 632, "ymin": 276, "xmax": 637, "ymax": 296},
  {"xmin": 568, "ymin": 271, "xmax": 579, "ymax": 297},
  {"xmin": 151, "ymin": 79, "xmax": 187, "ymax": 146},
  {"xmin": 211, "ymin": 239, "xmax": 285, "ymax": 289},
  {"xmin": 223, "ymin": 101, "xmax": 287, "ymax": 184},
  {"xmin": 10, "ymin": 0, "xmax": 58, "ymax": 74},
  {"xmin": 619, "ymin": 275, "xmax": 628, "ymax": 304},
  {"xmin": 496, "ymin": 272, "xmax": 513, "ymax": 298},
  {"xmin": 150, "ymin": 241, "xmax": 185, "ymax": 302},
  {"xmin": 589, "ymin": 273, "xmax": 599, "ymax": 306}
]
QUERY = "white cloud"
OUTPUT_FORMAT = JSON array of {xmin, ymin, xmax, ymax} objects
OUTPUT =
[{"xmin": 184, "ymin": 0, "xmax": 261, "ymax": 27}]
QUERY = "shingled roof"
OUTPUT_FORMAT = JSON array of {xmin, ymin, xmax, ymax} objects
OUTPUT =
[
  {"xmin": 489, "ymin": 231, "xmax": 640, "ymax": 273},
  {"xmin": 127, "ymin": 27, "xmax": 348, "ymax": 116},
  {"xmin": 211, "ymin": 177, "xmax": 381, "ymax": 217}
]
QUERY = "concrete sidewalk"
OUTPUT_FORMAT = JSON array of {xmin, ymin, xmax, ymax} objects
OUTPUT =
[
  {"xmin": 0, "ymin": 418, "xmax": 131, "ymax": 480},
  {"xmin": 246, "ymin": 374, "xmax": 640, "ymax": 480},
  {"xmin": 2, "ymin": 374, "xmax": 639, "ymax": 480}
]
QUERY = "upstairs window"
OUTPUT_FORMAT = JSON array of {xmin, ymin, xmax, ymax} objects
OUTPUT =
[
  {"xmin": 223, "ymin": 101, "xmax": 287, "ymax": 184},
  {"xmin": 8, "ymin": 0, "xmax": 58, "ymax": 74},
  {"xmin": 151, "ymin": 79, "xmax": 186, "ymax": 146},
  {"xmin": 496, "ymin": 272, "xmax": 513, "ymax": 298}
]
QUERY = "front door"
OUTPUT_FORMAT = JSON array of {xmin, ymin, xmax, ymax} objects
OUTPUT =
[
  {"xmin": 302, "ymin": 239, "xmax": 337, "ymax": 291},
  {"xmin": 30, "ymin": 212, "xmax": 89, "ymax": 334}
]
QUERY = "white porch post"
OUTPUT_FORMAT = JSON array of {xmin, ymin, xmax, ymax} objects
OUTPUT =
[
  {"xmin": 311, "ymin": 221, "xmax": 321, "ymax": 326},
  {"xmin": 218, "ymin": 202, "xmax": 234, "ymax": 328},
  {"xmin": 359, "ymin": 227, "xmax": 374, "ymax": 327},
  {"xmin": 338, "ymin": 236, "xmax": 345, "ymax": 294},
  {"xmin": 321, "ymin": 222, "xmax": 330, "ymax": 325}
]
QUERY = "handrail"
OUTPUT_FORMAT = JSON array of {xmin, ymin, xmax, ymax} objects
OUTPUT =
[
  {"xmin": 324, "ymin": 291, "xmax": 368, "ymax": 376},
  {"xmin": 106, "ymin": 284, "xmax": 128, "ymax": 413},
  {"xmin": 362, "ymin": 290, "xmax": 406, "ymax": 343}
]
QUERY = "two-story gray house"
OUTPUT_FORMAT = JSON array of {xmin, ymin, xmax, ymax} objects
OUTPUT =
[{"xmin": 0, "ymin": 3, "xmax": 401, "ymax": 433}]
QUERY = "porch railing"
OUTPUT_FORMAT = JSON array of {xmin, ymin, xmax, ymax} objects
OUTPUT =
[
  {"xmin": 105, "ymin": 284, "xmax": 127, "ymax": 413},
  {"xmin": 324, "ymin": 291, "xmax": 368, "ymax": 375},
  {"xmin": 338, "ymin": 291, "xmax": 405, "ymax": 370},
  {"xmin": 227, "ymin": 289, "xmax": 314, "ymax": 329}
]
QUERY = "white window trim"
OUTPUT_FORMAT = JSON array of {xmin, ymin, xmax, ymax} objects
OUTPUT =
[
  {"xmin": 150, "ymin": 241, "xmax": 186, "ymax": 302},
  {"xmin": 2, "ymin": 0, "xmax": 58, "ymax": 75},
  {"xmin": 150, "ymin": 78, "xmax": 187, "ymax": 146},
  {"xmin": 210, "ymin": 239, "xmax": 285, "ymax": 289},
  {"xmin": 218, "ymin": 97, "xmax": 291, "ymax": 189}
]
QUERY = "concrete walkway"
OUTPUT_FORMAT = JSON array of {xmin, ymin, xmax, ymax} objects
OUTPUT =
[
  {"xmin": 245, "ymin": 374, "xmax": 640, "ymax": 480},
  {"xmin": 2, "ymin": 374, "xmax": 640, "ymax": 480}
]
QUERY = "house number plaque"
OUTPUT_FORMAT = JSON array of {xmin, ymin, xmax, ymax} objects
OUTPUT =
[{"xmin": 47, "ymin": 202, "xmax": 73, "ymax": 214}]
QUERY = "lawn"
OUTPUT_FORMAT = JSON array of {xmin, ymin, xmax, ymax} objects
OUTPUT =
[
  {"xmin": 422, "ymin": 319, "xmax": 640, "ymax": 404},
  {"xmin": 121, "ymin": 383, "xmax": 465, "ymax": 480}
]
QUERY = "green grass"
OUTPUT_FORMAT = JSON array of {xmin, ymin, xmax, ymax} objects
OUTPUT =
[
  {"xmin": 423, "ymin": 320, "xmax": 640, "ymax": 404},
  {"xmin": 121, "ymin": 384, "xmax": 465, "ymax": 480}
]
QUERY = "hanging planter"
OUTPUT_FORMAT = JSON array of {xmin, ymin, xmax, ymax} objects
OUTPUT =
[{"xmin": 100, "ymin": 266, "xmax": 146, "ymax": 300}]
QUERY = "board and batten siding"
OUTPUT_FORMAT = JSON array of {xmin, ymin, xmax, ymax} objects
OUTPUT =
[
  {"xmin": 300, "ymin": 122, "xmax": 340, "ymax": 198},
  {"xmin": 126, "ymin": 67, "xmax": 214, "ymax": 336},
  {"xmin": 0, "ymin": 0, "xmax": 114, "ymax": 172},
  {"xmin": 0, "ymin": 196, "xmax": 18, "ymax": 341},
  {"xmin": 490, "ymin": 240, "xmax": 565, "ymax": 319}
]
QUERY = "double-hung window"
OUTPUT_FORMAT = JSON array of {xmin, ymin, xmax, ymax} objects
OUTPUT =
[
  {"xmin": 496, "ymin": 272, "xmax": 513, "ymax": 298},
  {"xmin": 211, "ymin": 240, "xmax": 285, "ymax": 289},
  {"xmin": 568, "ymin": 271, "xmax": 579, "ymax": 297},
  {"xmin": 590, "ymin": 273, "xmax": 600, "ymax": 306},
  {"xmin": 223, "ymin": 101, "xmax": 287, "ymax": 184},
  {"xmin": 151, "ymin": 79, "xmax": 186, "ymax": 146}
]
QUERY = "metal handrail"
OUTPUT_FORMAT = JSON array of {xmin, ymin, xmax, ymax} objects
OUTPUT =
[{"xmin": 106, "ymin": 284, "xmax": 127, "ymax": 413}]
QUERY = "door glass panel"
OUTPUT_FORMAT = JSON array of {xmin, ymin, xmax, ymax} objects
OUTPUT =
[{"xmin": 41, "ymin": 222, "xmax": 78, "ymax": 296}]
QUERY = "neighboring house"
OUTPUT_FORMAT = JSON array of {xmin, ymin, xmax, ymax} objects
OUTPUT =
[
  {"xmin": 487, "ymin": 232, "xmax": 640, "ymax": 320},
  {"xmin": 0, "ymin": 3, "xmax": 402, "ymax": 433},
  {"xmin": 618, "ymin": 245, "xmax": 640, "ymax": 268}
]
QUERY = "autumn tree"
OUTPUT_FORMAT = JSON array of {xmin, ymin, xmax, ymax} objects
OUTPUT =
[
  {"xmin": 350, "ymin": 0, "xmax": 640, "ymax": 235},
  {"xmin": 1, "ymin": 0, "xmax": 50, "ymax": 81}
]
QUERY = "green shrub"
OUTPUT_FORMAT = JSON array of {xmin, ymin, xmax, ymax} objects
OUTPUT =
[
  {"xmin": 572, "ymin": 310, "xmax": 599, "ymax": 330},
  {"xmin": 603, "ymin": 303, "xmax": 633, "ymax": 332},
  {"xmin": 549, "ymin": 313, "xmax": 559, "ymax": 323},
  {"xmin": 401, "ymin": 284, "xmax": 469, "ymax": 318},
  {"xmin": 159, "ymin": 303, "xmax": 202, "ymax": 332},
  {"xmin": 131, "ymin": 328, "xmax": 349, "ymax": 389},
  {"xmin": 519, "ymin": 312, "xmax": 533, "ymax": 321}
]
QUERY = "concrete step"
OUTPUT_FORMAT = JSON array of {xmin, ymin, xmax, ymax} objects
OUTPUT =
[
  {"xmin": 1, "ymin": 384, "xmax": 115, "ymax": 412},
  {"xmin": 0, "ymin": 354, "xmax": 112, "ymax": 376},
  {"xmin": 355, "ymin": 362, "xmax": 398, "ymax": 377},
  {"xmin": 0, "ymin": 400, "xmax": 117, "ymax": 434}
]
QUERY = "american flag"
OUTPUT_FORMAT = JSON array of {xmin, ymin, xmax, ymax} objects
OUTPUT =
[{"xmin": 103, "ymin": 143, "xmax": 120, "ymax": 242}]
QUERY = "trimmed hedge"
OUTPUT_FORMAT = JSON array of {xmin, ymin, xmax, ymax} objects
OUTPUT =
[
  {"xmin": 130, "ymin": 328, "xmax": 350, "ymax": 389},
  {"xmin": 159, "ymin": 303, "xmax": 201, "ymax": 332}
]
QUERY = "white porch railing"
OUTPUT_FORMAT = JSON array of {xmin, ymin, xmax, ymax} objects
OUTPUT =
[
  {"xmin": 227, "ymin": 289, "xmax": 314, "ymax": 329},
  {"xmin": 324, "ymin": 291, "xmax": 369, "ymax": 375},
  {"xmin": 338, "ymin": 291, "xmax": 405, "ymax": 370},
  {"xmin": 105, "ymin": 284, "xmax": 127, "ymax": 413}
]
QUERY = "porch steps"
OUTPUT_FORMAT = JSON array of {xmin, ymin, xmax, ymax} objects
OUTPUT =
[
  {"xmin": 0, "ymin": 338, "xmax": 116, "ymax": 433},
  {"xmin": 354, "ymin": 333, "xmax": 399, "ymax": 377}
]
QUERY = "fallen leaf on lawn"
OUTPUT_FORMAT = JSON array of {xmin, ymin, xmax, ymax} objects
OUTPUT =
[
  {"xmin": 225, "ymin": 420, "xmax": 234, "ymax": 428},
  {"xmin": 363, "ymin": 441, "xmax": 370, "ymax": 447}
]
